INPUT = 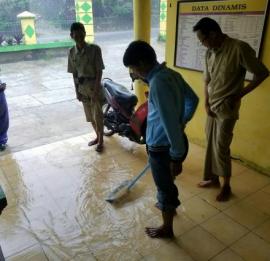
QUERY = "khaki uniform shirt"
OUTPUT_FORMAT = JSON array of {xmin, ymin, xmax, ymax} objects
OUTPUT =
[
  {"xmin": 68, "ymin": 43, "xmax": 105, "ymax": 98},
  {"xmin": 204, "ymin": 36, "xmax": 268, "ymax": 119}
]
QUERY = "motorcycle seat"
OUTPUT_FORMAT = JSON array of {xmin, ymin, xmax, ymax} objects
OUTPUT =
[{"xmin": 102, "ymin": 79, "xmax": 138, "ymax": 108}]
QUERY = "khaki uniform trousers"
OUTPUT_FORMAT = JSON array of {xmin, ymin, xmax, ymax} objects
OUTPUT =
[
  {"xmin": 203, "ymin": 116, "xmax": 237, "ymax": 180},
  {"xmin": 79, "ymin": 82, "xmax": 104, "ymax": 135}
]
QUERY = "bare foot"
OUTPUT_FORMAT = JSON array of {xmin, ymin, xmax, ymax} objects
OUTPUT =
[
  {"xmin": 216, "ymin": 185, "xmax": 231, "ymax": 201},
  {"xmin": 88, "ymin": 139, "xmax": 98, "ymax": 146},
  {"xmin": 0, "ymin": 144, "xmax": 6, "ymax": 151},
  {"xmin": 145, "ymin": 226, "xmax": 174, "ymax": 238},
  {"xmin": 198, "ymin": 179, "xmax": 220, "ymax": 188},
  {"xmin": 95, "ymin": 143, "xmax": 104, "ymax": 153}
]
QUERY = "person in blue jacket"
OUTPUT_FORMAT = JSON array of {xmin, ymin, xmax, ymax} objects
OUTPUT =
[
  {"xmin": 0, "ymin": 80, "xmax": 9, "ymax": 151},
  {"xmin": 123, "ymin": 41, "xmax": 198, "ymax": 238}
]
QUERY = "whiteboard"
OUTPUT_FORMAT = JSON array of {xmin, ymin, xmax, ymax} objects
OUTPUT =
[{"xmin": 174, "ymin": 0, "xmax": 269, "ymax": 80}]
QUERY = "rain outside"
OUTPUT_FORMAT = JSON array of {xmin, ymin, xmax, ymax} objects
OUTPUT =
[
  {"xmin": 0, "ymin": 1, "xmax": 168, "ymax": 260},
  {"xmin": 0, "ymin": 0, "xmax": 165, "ymax": 153}
]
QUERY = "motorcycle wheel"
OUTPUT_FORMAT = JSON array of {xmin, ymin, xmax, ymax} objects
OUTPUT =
[{"xmin": 102, "ymin": 103, "xmax": 114, "ymax": 136}]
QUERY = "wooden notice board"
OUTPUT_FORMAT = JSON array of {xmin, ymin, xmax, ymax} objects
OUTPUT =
[{"xmin": 174, "ymin": 0, "xmax": 269, "ymax": 79}]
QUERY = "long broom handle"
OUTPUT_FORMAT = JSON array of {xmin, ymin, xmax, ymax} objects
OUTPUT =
[{"xmin": 127, "ymin": 163, "xmax": 151, "ymax": 190}]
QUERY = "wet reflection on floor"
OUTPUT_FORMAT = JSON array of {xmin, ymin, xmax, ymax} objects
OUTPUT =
[{"xmin": 1, "ymin": 134, "xmax": 270, "ymax": 260}]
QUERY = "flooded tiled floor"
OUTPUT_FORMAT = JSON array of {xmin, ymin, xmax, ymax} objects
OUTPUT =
[{"xmin": 0, "ymin": 133, "xmax": 270, "ymax": 261}]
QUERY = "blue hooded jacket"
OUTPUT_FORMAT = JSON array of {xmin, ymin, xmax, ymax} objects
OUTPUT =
[{"xmin": 146, "ymin": 63, "xmax": 198, "ymax": 160}]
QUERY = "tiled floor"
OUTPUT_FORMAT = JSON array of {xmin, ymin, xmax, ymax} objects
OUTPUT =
[{"xmin": 0, "ymin": 133, "xmax": 270, "ymax": 261}]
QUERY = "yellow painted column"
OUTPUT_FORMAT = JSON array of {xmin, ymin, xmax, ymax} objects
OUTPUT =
[
  {"xmin": 133, "ymin": 0, "xmax": 151, "ymax": 107},
  {"xmin": 159, "ymin": 0, "xmax": 167, "ymax": 41},
  {"xmin": 75, "ymin": 0, "xmax": 94, "ymax": 43},
  {"xmin": 17, "ymin": 11, "xmax": 37, "ymax": 45}
]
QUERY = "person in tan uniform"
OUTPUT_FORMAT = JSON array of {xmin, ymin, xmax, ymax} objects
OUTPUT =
[
  {"xmin": 68, "ymin": 22, "xmax": 105, "ymax": 152},
  {"xmin": 193, "ymin": 17, "xmax": 269, "ymax": 201}
]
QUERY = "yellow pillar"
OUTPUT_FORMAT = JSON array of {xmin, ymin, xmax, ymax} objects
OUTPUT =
[
  {"xmin": 159, "ymin": 0, "xmax": 167, "ymax": 41},
  {"xmin": 17, "ymin": 11, "xmax": 37, "ymax": 45},
  {"xmin": 133, "ymin": 0, "xmax": 151, "ymax": 107},
  {"xmin": 75, "ymin": 0, "xmax": 94, "ymax": 43}
]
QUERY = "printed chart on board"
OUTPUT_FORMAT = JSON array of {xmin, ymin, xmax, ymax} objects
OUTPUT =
[{"xmin": 175, "ymin": 0, "xmax": 269, "ymax": 80}]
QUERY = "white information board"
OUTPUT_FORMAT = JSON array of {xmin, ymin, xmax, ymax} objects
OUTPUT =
[{"xmin": 174, "ymin": 0, "xmax": 269, "ymax": 79}]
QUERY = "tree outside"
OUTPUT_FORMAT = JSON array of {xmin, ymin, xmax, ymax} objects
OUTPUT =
[{"xmin": 0, "ymin": 0, "xmax": 160, "ymax": 45}]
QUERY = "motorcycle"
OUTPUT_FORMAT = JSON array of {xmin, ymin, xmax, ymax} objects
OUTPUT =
[
  {"xmin": 102, "ymin": 77, "xmax": 199, "ymax": 199},
  {"xmin": 101, "ymin": 75, "xmax": 198, "ymax": 159},
  {"xmin": 102, "ymin": 78, "xmax": 147, "ymax": 144}
]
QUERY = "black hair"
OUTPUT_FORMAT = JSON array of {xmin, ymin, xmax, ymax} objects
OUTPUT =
[
  {"xmin": 70, "ymin": 22, "xmax": 86, "ymax": 33},
  {"xmin": 123, "ymin": 40, "xmax": 157, "ymax": 67},
  {"xmin": 193, "ymin": 17, "xmax": 222, "ymax": 36}
]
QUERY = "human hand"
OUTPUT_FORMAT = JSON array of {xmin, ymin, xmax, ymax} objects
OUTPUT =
[
  {"xmin": 0, "ymin": 82, "xmax": 6, "ymax": 91},
  {"xmin": 76, "ymin": 93, "xmax": 82, "ymax": 101},
  {"xmin": 93, "ymin": 87, "xmax": 101, "ymax": 100},
  {"xmin": 92, "ymin": 91, "xmax": 99, "ymax": 100},
  {"xmin": 230, "ymin": 94, "xmax": 242, "ymax": 104},
  {"xmin": 170, "ymin": 160, "xmax": 182, "ymax": 179}
]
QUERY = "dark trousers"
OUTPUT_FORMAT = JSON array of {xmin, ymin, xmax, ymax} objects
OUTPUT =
[
  {"xmin": 0, "ymin": 186, "xmax": 7, "ymax": 215},
  {"xmin": 148, "ymin": 149, "xmax": 180, "ymax": 212}
]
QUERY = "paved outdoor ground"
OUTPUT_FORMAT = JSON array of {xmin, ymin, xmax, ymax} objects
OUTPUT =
[{"xmin": 0, "ymin": 31, "xmax": 165, "ymax": 154}]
